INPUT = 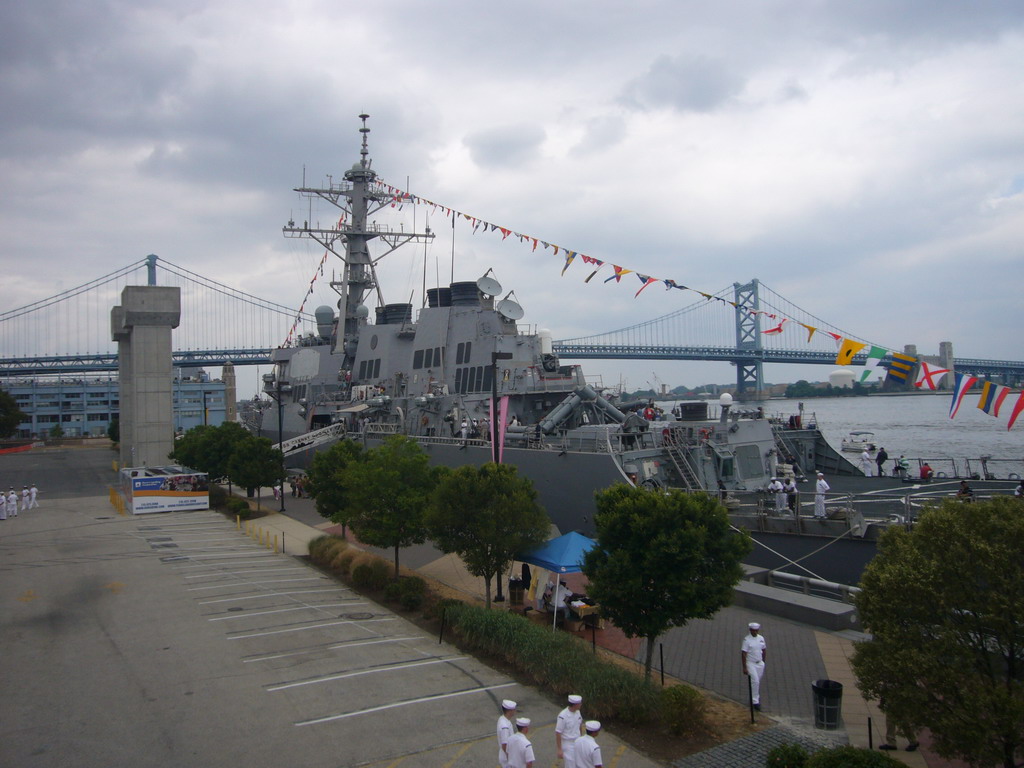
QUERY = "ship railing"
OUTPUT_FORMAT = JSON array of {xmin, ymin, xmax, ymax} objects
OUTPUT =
[{"xmin": 762, "ymin": 571, "xmax": 862, "ymax": 604}]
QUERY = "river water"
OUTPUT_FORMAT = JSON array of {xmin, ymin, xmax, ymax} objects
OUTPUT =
[{"xmin": 767, "ymin": 393, "xmax": 1024, "ymax": 464}]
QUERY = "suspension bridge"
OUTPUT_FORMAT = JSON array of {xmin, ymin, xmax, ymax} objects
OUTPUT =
[{"xmin": 1, "ymin": 255, "xmax": 1021, "ymax": 392}]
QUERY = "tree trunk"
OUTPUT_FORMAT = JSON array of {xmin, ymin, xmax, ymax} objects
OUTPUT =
[
  {"xmin": 484, "ymin": 574, "xmax": 492, "ymax": 610},
  {"xmin": 643, "ymin": 634, "xmax": 658, "ymax": 682},
  {"xmin": 394, "ymin": 544, "xmax": 400, "ymax": 578}
]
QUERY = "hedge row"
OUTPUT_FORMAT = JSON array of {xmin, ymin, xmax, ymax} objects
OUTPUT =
[{"xmin": 441, "ymin": 600, "xmax": 661, "ymax": 724}]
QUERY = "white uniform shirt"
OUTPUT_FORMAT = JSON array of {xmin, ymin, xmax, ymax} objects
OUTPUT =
[
  {"xmin": 741, "ymin": 633, "xmax": 767, "ymax": 664},
  {"xmin": 556, "ymin": 706, "xmax": 583, "ymax": 741},
  {"xmin": 573, "ymin": 734, "xmax": 603, "ymax": 768},
  {"xmin": 6, "ymin": 492, "xmax": 16, "ymax": 512},
  {"xmin": 767, "ymin": 479, "xmax": 783, "ymax": 494},
  {"xmin": 815, "ymin": 478, "xmax": 830, "ymax": 495},
  {"xmin": 496, "ymin": 715, "xmax": 514, "ymax": 766},
  {"xmin": 783, "ymin": 480, "xmax": 797, "ymax": 495},
  {"xmin": 506, "ymin": 732, "xmax": 535, "ymax": 768}
]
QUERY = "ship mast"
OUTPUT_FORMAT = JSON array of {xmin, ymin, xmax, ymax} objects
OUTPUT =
[{"xmin": 282, "ymin": 114, "xmax": 433, "ymax": 367}]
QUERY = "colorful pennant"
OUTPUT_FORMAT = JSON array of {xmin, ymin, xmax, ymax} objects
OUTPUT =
[{"xmin": 949, "ymin": 372, "xmax": 979, "ymax": 419}]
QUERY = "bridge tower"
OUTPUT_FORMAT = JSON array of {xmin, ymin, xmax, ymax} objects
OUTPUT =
[{"xmin": 732, "ymin": 279, "xmax": 765, "ymax": 401}]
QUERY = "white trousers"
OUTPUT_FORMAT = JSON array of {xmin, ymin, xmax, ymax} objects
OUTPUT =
[
  {"xmin": 814, "ymin": 494, "xmax": 826, "ymax": 518},
  {"xmin": 562, "ymin": 737, "xmax": 578, "ymax": 768},
  {"xmin": 746, "ymin": 660, "xmax": 765, "ymax": 704}
]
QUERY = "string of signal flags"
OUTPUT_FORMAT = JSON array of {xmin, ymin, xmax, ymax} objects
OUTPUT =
[{"xmin": 295, "ymin": 179, "xmax": 1022, "ymax": 431}]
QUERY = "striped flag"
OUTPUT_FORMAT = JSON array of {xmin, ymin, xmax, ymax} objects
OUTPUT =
[
  {"xmin": 949, "ymin": 372, "xmax": 979, "ymax": 419},
  {"xmin": 977, "ymin": 382, "xmax": 1012, "ymax": 417},
  {"xmin": 886, "ymin": 353, "xmax": 917, "ymax": 383},
  {"xmin": 1008, "ymin": 392, "xmax": 1024, "ymax": 430}
]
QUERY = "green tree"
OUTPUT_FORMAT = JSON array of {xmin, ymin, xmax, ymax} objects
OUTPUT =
[
  {"xmin": 425, "ymin": 463, "xmax": 550, "ymax": 608},
  {"xmin": 107, "ymin": 417, "xmax": 120, "ymax": 443},
  {"xmin": 851, "ymin": 498, "xmax": 1024, "ymax": 768},
  {"xmin": 0, "ymin": 389, "xmax": 27, "ymax": 437},
  {"xmin": 582, "ymin": 485, "xmax": 751, "ymax": 681},
  {"xmin": 169, "ymin": 421, "xmax": 251, "ymax": 489},
  {"xmin": 344, "ymin": 435, "xmax": 436, "ymax": 577},
  {"xmin": 305, "ymin": 439, "xmax": 365, "ymax": 526},
  {"xmin": 226, "ymin": 435, "xmax": 285, "ymax": 508},
  {"xmin": 49, "ymin": 424, "xmax": 65, "ymax": 439}
]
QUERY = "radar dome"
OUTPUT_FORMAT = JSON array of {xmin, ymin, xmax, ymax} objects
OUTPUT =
[
  {"xmin": 354, "ymin": 304, "xmax": 370, "ymax": 318},
  {"xmin": 314, "ymin": 306, "xmax": 335, "ymax": 340}
]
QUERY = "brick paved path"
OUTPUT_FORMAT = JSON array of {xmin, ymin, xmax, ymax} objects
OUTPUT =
[
  {"xmin": 670, "ymin": 724, "xmax": 843, "ymax": 767},
  {"xmin": 640, "ymin": 605, "xmax": 830, "ymax": 724}
]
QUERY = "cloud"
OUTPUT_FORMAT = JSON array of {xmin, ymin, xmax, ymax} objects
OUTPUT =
[
  {"xmin": 462, "ymin": 124, "xmax": 547, "ymax": 169},
  {"xmin": 620, "ymin": 54, "xmax": 746, "ymax": 113}
]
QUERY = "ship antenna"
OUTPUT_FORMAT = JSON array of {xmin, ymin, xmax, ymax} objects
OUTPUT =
[{"xmin": 359, "ymin": 113, "xmax": 370, "ymax": 168}]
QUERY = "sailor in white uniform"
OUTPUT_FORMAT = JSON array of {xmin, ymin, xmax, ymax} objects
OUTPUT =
[
  {"xmin": 496, "ymin": 699, "xmax": 517, "ymax": 767},
  {"xmin": 573, "ymin": 721, "xmax": 604, "ymax": 768},
  {"xmin": 860, "ymin": 450, "xmax": 873, "ymax": 476},
  {"xmin": 6, "ymin": 488, "xmax": 18, "ymax": 518},
  {"xmin": 768, "ymin": 477, "xmax": 785, "ymax": 514},
  {"xmin": 507, "ymin": 717, "xmax": 535, "ymax": 768},
  {"xmin": 814, "ymin": 473, "xmax": 829, "ymax": 519},
  {"xmin": 21, "ymin": 486, "xmax": 30, "ymax": 511},
  {"xmin": 555, "ymin": 694, "xmax": 584, "ymax": 768},
  {"xmin": 29, "ymin": 483, "xmax": 39, "ymax": 508},
  {"xmin": 741, "ymin": 622, "xmax": 767, "ymax": 709}
]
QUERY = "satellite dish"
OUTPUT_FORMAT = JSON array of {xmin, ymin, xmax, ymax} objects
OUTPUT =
[
  {"xmin": 476, "ymin": 269, "xmax": 502, "ymax": 297},
  {"xmin": 497, "ymin": 298, "xmax": 524, "ymax": 321}
]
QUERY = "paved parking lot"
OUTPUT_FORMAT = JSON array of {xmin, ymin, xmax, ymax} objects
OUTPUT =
[{"xmin": 0, "ymin": 451, "xmax": 658, "ymax": 767}]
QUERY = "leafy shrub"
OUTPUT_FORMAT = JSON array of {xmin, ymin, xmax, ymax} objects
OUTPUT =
[
  {"xmin": 351, "ymin": 559, "xmax": 390, "ymax": 590},
  {"xmin": 208, "ymin": 483, "xmax": 228, "ymax": 509},
  {"xmin": 384, "ymin": 581, "xmax": 403, "ymax": 603},
  {"xmin": 334, "ymin": 549, "xmax": 358, "ymax": 575},
  {"xmin": 661, "ymin": 684, "xmax": 708, "ymax": 737},
  {"xmin": 397, "ymin": 576, "xmax": 426, "ymax": 610},
  {"xmin": 441, "ymin": 601, "xmax": 659, "ymax": 724},
  {"xmin": 307, "ymin": 534, "xmax": 334, "ymax": 561},
  {"xmin": 766, "ymin": 743, "xmax": 809, "ymax": 768},
  {"xmin": 806, "ymin": 745, "xmax": 901, "ymax": 767},
  {"xmin": 227, "ymin": 497, "xmax": 251, "ymax": 519}
]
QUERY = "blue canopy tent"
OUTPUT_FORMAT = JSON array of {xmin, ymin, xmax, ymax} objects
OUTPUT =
[
  {"xmin": 516, "ymin": 531, "xmax": 596, "ymax": 574},
  {"xmin": 516, "ymin": 531, "xmax": 597, "ymax": 628}
]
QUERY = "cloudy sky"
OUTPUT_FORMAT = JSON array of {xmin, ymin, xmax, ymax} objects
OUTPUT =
[{"xmin": 2, "ymin": 0, "xmax": 1022, "ymax": 397}]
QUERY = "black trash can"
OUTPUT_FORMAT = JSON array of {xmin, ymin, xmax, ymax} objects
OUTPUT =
[
  {"xmin": 507, "ymin": 578, "xmax": 524, "ymax": 606},
  {"xmin": 812, "ymin": 679, "xmax": 843, "ymax": 729}
]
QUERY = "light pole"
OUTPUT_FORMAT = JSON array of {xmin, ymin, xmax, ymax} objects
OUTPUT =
[
  {"xmin": 491, "ymin": 350, "xmax": 513, "ymax": 604},
  {"xmin": 262, "ymin": 370, "xmax": 290, "ymax": 512}
]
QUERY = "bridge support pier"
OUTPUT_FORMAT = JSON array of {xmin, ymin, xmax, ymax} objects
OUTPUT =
[
  {"xmin": 111, "ymin": 286, "xmax": 181, "ymax": 468},
  {"xmin": 733, "ymin": 280, "xmax": 766, "ymax": 402}
]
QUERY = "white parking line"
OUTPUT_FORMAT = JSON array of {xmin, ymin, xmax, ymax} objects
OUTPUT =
[
  {"xmin": 185, "ymin": 567, "xmax": 306, "ymax": 579},
  {"xmin": 208, "ymin": 602, "xmax": 365, "ymax": 621},
  {"xmin": 242, "ymin": 635, "xmax": 424, "ymax": 663},
  {"xmin": 198, "ymin": 589, "xmax": 346, "ymax": 604},
  {"xmin": 227, "ymin": 617, "xmax": 395, "ymax": 639},
  {"xmin": 295, "ymin": 683, "xmax": 517, "ymax": 726},
  {"xmin": 267, "ymin": 656, "xmax": 468, "ymax": 691},
  {"xmin": 188, "ymin": 577, "xmax": 328, "ymax": 591}
]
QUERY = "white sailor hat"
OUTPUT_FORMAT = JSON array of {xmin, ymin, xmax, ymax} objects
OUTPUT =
[
  {"xmin": 585, "ymin": 720, "xmax": 601, "ymax": 732},
  {"xmin": 568, "ymin": 694, "xmax": 582, "ymax": 704},
  {"xmin": 502, "ymin": 699, "xmax": 517, "ymax": 710},
  {"xmin": 516, "ymin": 717, "xmax": 531, "ymax": 727},
  {"xmin": 749, "ymin": 622, "xmax": 761, "ymax": 630}
]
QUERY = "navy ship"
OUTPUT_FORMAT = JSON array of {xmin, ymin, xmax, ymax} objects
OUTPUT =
[{"xmin": 260, "ymin": 117, "xmax": 1019, "ymax": 585}]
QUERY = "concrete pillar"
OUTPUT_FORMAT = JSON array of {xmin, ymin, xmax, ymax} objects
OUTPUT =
[
  {"xmin": 222, "ymin": 362, "xmax": 237, "ymax": 423},
  {"xmin": 111, "ymin": 286, "xmax": 181, "ymax": 468},
  {"xmin": 938, "ymin": 341, "xmax": 955, "ymax": 390}
]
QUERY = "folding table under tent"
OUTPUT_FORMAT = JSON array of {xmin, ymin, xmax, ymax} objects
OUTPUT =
[{"xmin": 515, "ymin": 531, "xmax": 596, "ymax": 629}]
